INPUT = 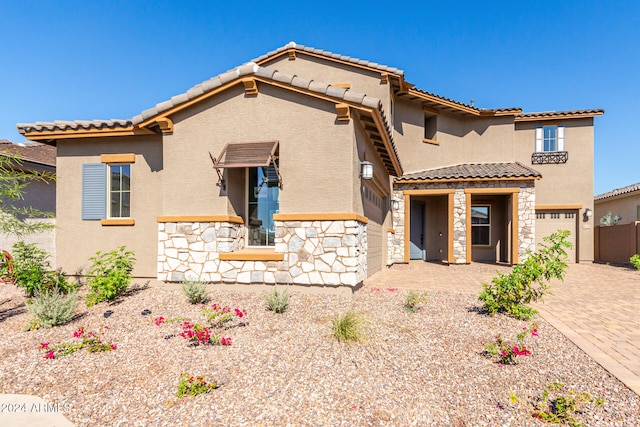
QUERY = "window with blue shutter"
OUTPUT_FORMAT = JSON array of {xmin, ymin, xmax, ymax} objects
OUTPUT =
[{"xmin": 82, "ymin": 163, "xmax": 107, "ymax": 220}]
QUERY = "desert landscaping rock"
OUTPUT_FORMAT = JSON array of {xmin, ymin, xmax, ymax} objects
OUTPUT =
[{"xmin": 0, "ymin": 283, "xmax": 638, "ymax": 426}]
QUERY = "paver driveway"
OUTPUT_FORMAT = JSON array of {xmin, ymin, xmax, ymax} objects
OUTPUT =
[{"xmin": 364, "ymin": 261, "xmax": 640, "ymax": 395}]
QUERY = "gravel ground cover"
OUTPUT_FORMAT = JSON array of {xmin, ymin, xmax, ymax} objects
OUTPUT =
[{"xmin": 1, "ymin": 282, "xmax": 639, "ymax": 426}]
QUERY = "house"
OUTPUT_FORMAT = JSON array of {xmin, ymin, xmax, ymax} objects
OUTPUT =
[
  {"xmin": 0, "ymin": 140, "xmax": 56, "ymax": 261},
  {"xmin": 593, "ymin": 182, "xmax": 640, "ymax": 263},
  {"xmin": 594, "ymin": 182, "xmax": 640, "ymax": 225},
  {"xmin": 16, "ymin": 42, "xmax": 603, "ymax": 287}
]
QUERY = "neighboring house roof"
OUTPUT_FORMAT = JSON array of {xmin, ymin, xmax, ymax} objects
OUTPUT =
[
  {"xmin": 17, "ymin": 63, "xmax": 402, "ymax": 176},
  {"xmin": 595, "ymin": 182, "xmax": 640, "ymax": 201},
  {"xmin": 396, "ymin": 162, "xmax": 541, "ymax": 182},
  {"xmin": 515, "ymin": 109, "xmax": 605, "ymax": 122},
  {"xmin": 0, "ymin": 140, "xmax": 56, "ymax": 167}
]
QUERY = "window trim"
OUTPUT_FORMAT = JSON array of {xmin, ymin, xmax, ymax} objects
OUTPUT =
[
  {"xmin": 107, "ymin": 163, "xmax": 132, "ymax": 219},
  {"xmin": 471, "ymin": 204, "xmax": 491, "ymax": 246}
]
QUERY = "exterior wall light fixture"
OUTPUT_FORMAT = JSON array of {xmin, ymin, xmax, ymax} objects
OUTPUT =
[
  {"xmin": 585, "ymin": 208, "xmax": 593, "ymax": 217},
  {"xmin": 360, "ymin": 161, "xmax": 373, "ymax": 180},
  {"xmin": 392, "ymin": 200, "xmax": 399, "ymax": 211}
]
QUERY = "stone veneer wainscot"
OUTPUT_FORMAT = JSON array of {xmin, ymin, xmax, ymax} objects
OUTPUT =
[{"xmin": 157, "ymin": 215, "xmax": 368, "ymax": 287}]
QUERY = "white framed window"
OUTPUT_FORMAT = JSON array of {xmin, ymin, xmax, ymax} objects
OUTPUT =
[
  {"xmin": 471, "ymin": 205, "xmax": 490, "ymax": 246},
  {"xmin": 246, "ymin": 163, "xmax": 279, "ymax": 247},
  {"xmin": 535, "ymin": 125, "xmax": 565, "ymax": 152},
  {"xmin": 108, "ymin": 164, "xmax": 131, "ymax": 218}
]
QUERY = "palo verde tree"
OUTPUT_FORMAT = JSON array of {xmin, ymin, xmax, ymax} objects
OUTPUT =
[{"xmin": 0, "ymin": 152, "xmax": 55, "ymax": 237}]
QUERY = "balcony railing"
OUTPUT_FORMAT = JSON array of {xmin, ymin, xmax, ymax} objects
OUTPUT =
[{"xmin": 531, "ymin": 151, "xmax": 568, "ymax": 165}]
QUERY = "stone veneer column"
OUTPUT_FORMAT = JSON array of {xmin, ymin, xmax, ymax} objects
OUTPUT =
[
  {"xmin": 452, "ymin": 188, "xmax": 467, "ymax": 264},
  {"xmin": 391, "ymin": 190, "xmax": 405, "ymax": 263},
  {"xmin": 518, "ymin": 187, "xmax": 536, "ymax": 262}
]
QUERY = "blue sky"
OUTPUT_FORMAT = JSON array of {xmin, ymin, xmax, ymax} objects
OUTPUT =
[{"xmin": 1, "ymin": 1, "xmax": 638, "ymax": 195}]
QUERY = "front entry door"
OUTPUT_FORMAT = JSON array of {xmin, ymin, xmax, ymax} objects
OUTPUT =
[{"xmin": 410, "ymin": 201, "xmax": 425, "ymax": 260}]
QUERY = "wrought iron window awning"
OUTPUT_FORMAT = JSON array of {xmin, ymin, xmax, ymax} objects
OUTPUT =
[{"xmin": 209, "ymin": 141, "xmax": 281, "ymax": 190}]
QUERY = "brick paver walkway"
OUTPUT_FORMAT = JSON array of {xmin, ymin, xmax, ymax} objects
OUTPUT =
[{"xmin": 364, "ymin": 261, "xmax": 640, "ymax": 395}]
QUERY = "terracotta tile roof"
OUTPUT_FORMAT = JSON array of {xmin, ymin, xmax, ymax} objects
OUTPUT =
[
  {"xmin": 0, "ymin": 140, "xmax": 56, "ymax": 167},
  {"xmin": 395, "ymin": 162, "xmax": 541, "ymax": 182},
  {"xmin": 595, "ymin": 182, "xmax": 640, "ymax": 201},
  {"xmin": 16, "ymin": 63, "xmax": 402, "ymax": 176},
  {"xmin": 516, "ymin": 109, "xmax": 605, "ymax": 120},
  {"xmin": 251, "ymin": 42, "xmax": 405, "ymax": 77},
  {"xmin": 17, "ymin": 119, "xmax": 132, "ymax": 134}
]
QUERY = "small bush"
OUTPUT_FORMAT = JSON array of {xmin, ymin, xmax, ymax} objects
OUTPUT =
[
  {"xmin": 26, "ymin": 291, "xmax": 77, "ymax": 329},
  {"xmin": 403, "ymin": 291, "xmax": 429, "ymax": 313},
  {"xmin": 266, "ymin": 286, "xmax": 289, "ymax": 313},
  {"xmin": 532, "ymin": 382, "xmax": 605, "ymax": 425},
  {"xmin": 177, "ymin": 373, "xmax": 218, "ymax": 398},
  {"xmin": 478, "ymin": 230, "xmax": 571, "ymax": 320},
  {"xmin": 181, "ymin": 280, "xmax": 209, "ymax": 304},
  {"xmin": 86, "ymin": 246, "xmax": 136, "ymax": 306},
  {"xmin": 630, "ymin": 254, "xmax": 640, "ymax": 270},
  {"xmin": 4, "ymin": 242, "xmax": 73, "ymax": 297},
  {"xmin": 332, "ymin": 311, "xmax": 366, "ymax": 342}
]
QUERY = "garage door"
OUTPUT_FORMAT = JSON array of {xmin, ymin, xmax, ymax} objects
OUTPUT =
[
  {"xmin": 363, "ymin": 186, "xmax": 384, "ymax": 276},
  {"xmin": 535, "ymin": 210, "xmax": 577, "ymax": 263}
]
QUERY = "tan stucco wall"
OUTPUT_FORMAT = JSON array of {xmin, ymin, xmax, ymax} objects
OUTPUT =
[
  {"xmin": 392, "ymin": 99, "xmax": 516, "ymax": 173},
  {"xmin": 165, "ymin": 83, "xmax": 357, "ymax": 215},
  {"xmin": 514, "ymin": 119, "xmax": 594, "ymax": 261},
  {"xmin": 264, "ymin": 54, "xmax": 393, "ymax": 115},
  {"xmin": 56, "ymin": 136, "xmax": 163, "ymax": 278},
  {"xmin": 595, "ymin": 193, "xmax": 640, "ymax": 225}
]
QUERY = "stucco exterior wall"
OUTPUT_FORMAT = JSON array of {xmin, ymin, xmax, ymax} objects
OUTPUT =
[
  {"xmin": 165, "ymin": 84, "xmax": 356, "ymax": 215},
  {"xmin": 515, "ymin": 119, "xmax": 595, "ymax": 261},
  {"xmin": 595, "ymin": 193, "xmax": 640, "ymax": 225},
  {"xmin": 392, "ymin": 100, "xmax": 516, "ymax": 173},
  {"xmin": 55, "ymin": 136, "xmax": 163, "ymax": 278}
]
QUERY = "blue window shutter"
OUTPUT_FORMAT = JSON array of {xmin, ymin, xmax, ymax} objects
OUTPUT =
[{"xmin": 82, "ymin": 163, "xmax": 107, "ymax": 220}]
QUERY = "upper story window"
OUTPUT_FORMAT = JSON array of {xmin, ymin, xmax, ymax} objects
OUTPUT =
[
  {"xmin": 532, "ymin": 125, "xmax": 568, "ymax": 164},
  {"xmin": 535, "ymin": 125, "xmax": 565, "ymax": 152},
  {"xmin": 423, "ymin": 112, "xmax": 439, "ymax": 145}
]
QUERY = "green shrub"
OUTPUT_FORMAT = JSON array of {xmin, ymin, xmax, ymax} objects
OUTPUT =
[
  {"xmin": 403, "ymin": 291, "xmax": 429, "ymax": 313},
  {"xmin": 26, "ymin": 291, "xmax": 77, "ymax": 329},
  {"xmin": 332, "ymin": 311, "xmax": 366, "ymax": 342},
  {"xmin": 177, "ymin": 373, "xmax": 217, "ymax": 398},
  {"xmin": 181, "ymin": 280, "xmax": 209, "ymax": 304},
  {"xmin": 86, "ymin": 246, "xmax": 136, "ymax": 306},
  {"xmin": 630, "ymin": 254, "xmax": 640, "ymax": 270},
  {"xmin": 478, "ymin": 230, "xmax": 571, "ymax": 320},
  {"xmin": 4, "ymin": 242, "xmax": 73, "ymax": 297},
  {"xmin": 266, "ymin": 286, "xmax": 289, "ymax": 314},
  {"xmin": 532, "ymin": 382, "xmax": 605, "ymax": 425}
]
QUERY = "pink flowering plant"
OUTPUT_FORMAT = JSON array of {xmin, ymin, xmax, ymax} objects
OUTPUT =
[
  {"xmin": 40, "ymin": 325, "xmax": 116, "ymax": 359},
  {"xmin": 176, "ymin": 373, "xmax": 218, "ymax": 398},
  {"xmin": 484, "ymin": 324, "xmax": 538, "ymax": 365},
  {"xmin": 154, "ymin": 303, "xmax": 245, "ymax": 347},
  {"xmin": 201, "ymin": 303, "xmax": 246, "ymax": 327}
]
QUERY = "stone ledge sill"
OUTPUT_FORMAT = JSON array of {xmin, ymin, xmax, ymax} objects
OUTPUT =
[
  {"xmin": 219, "ymin": 249, "xmax": 284, "ymax": 261},
  {"xmin": 101, "ymin": 218, "xmax": 135, "ymax": 226}
]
